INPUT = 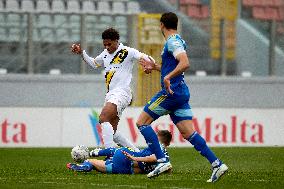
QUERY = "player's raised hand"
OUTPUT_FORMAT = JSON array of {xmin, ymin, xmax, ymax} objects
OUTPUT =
[
  {"xmin": 71, "ymin": 43, "xmax": 82, "ymax": 55},
  {"xmin": 139, "ymin": 56, "xmax": 155, "ymax": 74},
  {"xmin": 164, "ymin": 75, "xmax": 174, "ymax": 95}
]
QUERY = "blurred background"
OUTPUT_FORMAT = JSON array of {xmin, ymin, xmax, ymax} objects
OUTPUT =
[
  {"xmin": 0, "ymin": 0, "xmax": 283, "ymax": 147},
  {"xmin": 0, "ymin": 0, "xmax": 283, "ymax": 107}
]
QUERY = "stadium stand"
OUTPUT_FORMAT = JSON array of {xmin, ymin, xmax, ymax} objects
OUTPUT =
[
  {"xmin": 6, "ymin": 0, "xmax": 20, "ymax": 12},
  {"xmin": 51, "ymin": 0, "xmax": 66, "ymax": 13},
  {"xmin": 0, "ymin": 0, "xmax": 140, "ymax": 73},
  {"xmin": 67, "ymin": 0, "xmax": 80, "ymax": 14},
  {"xmin": 241, "ymin": 0, "xmax": 284, "ymax": 50},
  {"xmin": 82, "ymin": 1, "xmax": 95, "ymax": 14},
  {"xmin": 36, "ymin": 0, "xmax": 51, "ymax": 13},
  {"xmin": 22, "ymin": 0, "xmax": 35, "ymax": 13}
]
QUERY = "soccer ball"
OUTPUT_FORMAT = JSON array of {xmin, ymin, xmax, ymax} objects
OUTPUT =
[{"xmin": 71, "ymin": 145, "xmax": 90, "ymax": 163}]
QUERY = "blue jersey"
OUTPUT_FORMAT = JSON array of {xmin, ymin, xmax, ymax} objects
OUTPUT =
[
  {"xmin": 109, "ymin": 145, "xmax": 169, "ymax": 174},
  {"xmin": 143, "ymin": 34, "xmax": 193, "ymax": 124},
  {"xmin": 161, "ymin": 34, "xmax": 187, "ymax": 90}
]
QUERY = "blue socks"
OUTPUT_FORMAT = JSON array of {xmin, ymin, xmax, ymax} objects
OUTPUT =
[
  {"xmin": 73, "ymin": 160, "xmax": 94, "ymax": 172},
  {"xmin": 98, "ymin": 148, "xmax": 116, "ymax": 157},
  {"xmin": 139, "ymin": 125, "xmax": 166, "ymax": 161},
  {"xmin": 188, "ymin": 131, "xmax": 221, "ymax": 167}
]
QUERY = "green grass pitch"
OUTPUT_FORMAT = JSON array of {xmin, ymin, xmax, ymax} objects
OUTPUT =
[{"xmin": 0, "ymin": 147, "xmax": 283, "ymax": 189}]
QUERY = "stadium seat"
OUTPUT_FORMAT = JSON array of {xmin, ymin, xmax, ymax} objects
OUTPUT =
[
  {"xmin": 54, "ymin": 14, "xmax": 68, "ymax": 28},
  {"xmin": 0, "ymin": 27, "xmax": 6, "ymax": 42},
  {"xmin": 56, "ymin": 28, "xmax": 69, "ymax": 42},
  {"xmin": 127, "ymin": 1, "xmax": 140, "ymax": 14},
  {"xmin": 82, "ymin": 1, "xmax": 95, "ymax": 14},
  {"xmin": 252, "ymin": 7, "xmax": 266, "ymax": 20},
  {"xmin": 7, "ymin": 28, "xmax": 20, "ymax": 42},
  {"xmin": 6, "ymin": 0, "xmax": 20, "ymax": 12},
  {"xmin": 97, "ymin": 1, "xmax": 110, "ymax": 14},
  {"xmin": 36, "ymin": 0, "xmax": 51, "ymax": 13},
  {"xmin": 52, "ymin": 0, "xmax": 66, "ymax": 13},
  {"xmin": 279, "ymin": 8, "xmax": 284, "ymax": 20},
  {"xmin": 100, "ymin": 15, "xmax": 112, "ymax": 24},
  {"xmin": 180, "ymin": 0, "xmax": 202, "ymax": 5},
  {"xmin": 113, "ymin": 2, "xmax": 125, "ymax": 14},
  {"xmin": 265, "ymin": 7, "xmax": 280, "ymax": 20},
  {"xmin": 22, "ymin": 0, "xmax": 35, "ymax": 13},
  {"xmin": 67, "ymin": 0, "xmax": 80, "ymax": 14},
  {"xmin": 187, "ymin": 5, "xmax": 201, "ymax": 18},
  {"xmin": 0, "ymin": 0, "xmax": 4, "ymax": 12},
  {"xmin": 36, "ymin": 14, "xmax": 53, "ymax": 28},
  {"xmin": 68, "ymin": 15, "xmax": 80, "ymax": 28},
  {"xmin": 201, "ymin": 5, "xmax": 209, "ymax": 18},
  {"xmin": 0, "ymin": 13, "xmax": 5, "ymax": 25},
  {"xmin": 33, "ymin": 28, "xmax": 41, "ymax": 42},
  {"xmin": 40, "ymin": 28, "xmax": 54, "ymax": 42},
  {"xmin": 115, "ymin": 16, "xmax": 127, "ymax": 24},
  {"xmin": 6, "ymin": 13, "xmax": 21, "ymax": 27},
  {"xmin": 70, "ymin": 28, "xmax": 80, "ymax": 42}
]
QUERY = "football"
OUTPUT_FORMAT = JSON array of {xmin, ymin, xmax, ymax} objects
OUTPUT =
[{"xmin": 71, "ymin": 145, "xmax": 90, "ymax": 163}]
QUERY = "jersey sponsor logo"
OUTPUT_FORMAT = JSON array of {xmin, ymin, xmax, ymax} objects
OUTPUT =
[
  {"xmin": 110, "ymin": 49, "xmax": 128, "ymax": 64},
  {"xmin": 105, "ymin": 71, "xmax": 116, "ymax": 92}
]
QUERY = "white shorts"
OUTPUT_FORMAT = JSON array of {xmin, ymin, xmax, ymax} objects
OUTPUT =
[{"xmin": 105, "ymin": 87, "xmax": 132, "ymax": 117}]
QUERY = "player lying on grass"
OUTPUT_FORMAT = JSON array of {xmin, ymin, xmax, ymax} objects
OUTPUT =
[{"xmin": 67, "ymin": 130, "xmax": 172, "ymax": 174}]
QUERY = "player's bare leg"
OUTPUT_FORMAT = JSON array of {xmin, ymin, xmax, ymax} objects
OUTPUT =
[
  {"xmin": 99, "ymin": 102, "xmax": 118, "ymax": 148},
  {"xmin": 88, "ymin": 159, "xmax": 107, "ymax": 173},
  {"xmin": 99, "ymin": 102, "xmax": 139, "ymax": 151}
]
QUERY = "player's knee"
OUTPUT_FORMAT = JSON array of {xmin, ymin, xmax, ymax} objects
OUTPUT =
[
  {"xmin": 136, "ymin": 122, "xmax": 142, "ymax": 128},
  {"xmin": 99, "ymin": 112, "xmax": 111, "ymax": 123},
  {"xmin": 180, "ymin": 131, "xmax": 190, "ymax": 140}
]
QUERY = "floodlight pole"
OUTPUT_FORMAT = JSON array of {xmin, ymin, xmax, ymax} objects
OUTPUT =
[
  {"xmin": 269, "ymin": 20, "xmax": 276, "ymax": 76},
  {"xmin": 80, "ymin": 14, "xmax": 87, "ymax": 74},
  {"xmin": 220, "ymin": 18, "xmax": 227, "ymax": 76},
  {"xmin": 27, "ymin": 13, "xmax": 34, "ymax": 74}
]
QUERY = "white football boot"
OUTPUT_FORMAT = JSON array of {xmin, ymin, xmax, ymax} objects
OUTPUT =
[
  {"xmin": 147, "ymin": 161, "xmax": 172, "ymax": 178},
  {"xmin": 207, "ymin": 164, "xmax": 228, "ymax": 183}
]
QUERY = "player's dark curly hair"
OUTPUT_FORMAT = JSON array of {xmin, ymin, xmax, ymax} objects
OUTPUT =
[
  {"xmin": 102, "ymin": 28, "xmax": 120, "ymax": 40},
  {"xmin": 157, "ymin": 130, "xmax": 172, "ymax": 147},
  {"xmin": 160, "ymin": 12, "xmax": 178, "ymax": 30}
]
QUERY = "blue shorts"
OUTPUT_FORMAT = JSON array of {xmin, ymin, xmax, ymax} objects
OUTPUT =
[
  {"xmin": 144, "ymin": 83, "xmax": 193, "ymax": 124},
  {"xmin": 111, "ymin": 147, "xmax": 135, "ymax": 174}
]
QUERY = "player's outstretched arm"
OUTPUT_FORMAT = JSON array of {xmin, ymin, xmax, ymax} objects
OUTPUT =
[
  {"xmin": 122, "ymin": 151, "xmax": 157, "ymax": 163},
  {"xmin": 139, "ymin": 57, "xmax": 161, "ymax": 73},
  {"xmin": 70, "ymin": 43, "xmax": 101, "ymax": 69}
]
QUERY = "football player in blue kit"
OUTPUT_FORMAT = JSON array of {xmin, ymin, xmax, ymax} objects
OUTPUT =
[
  {"xmin": 138, "ymin": 12, "xmax": 228, "ymax": 182},
  {"xmin": 67, "ymin": 130, "xmax": 172, "ymax": 175}
]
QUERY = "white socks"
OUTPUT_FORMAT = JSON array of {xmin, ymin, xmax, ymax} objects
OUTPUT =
[
  {"xmin": 114, "ymin": 131, "xmax": 139, "ymax": 152},
  {"xmin": 101, "ymin": 122, "xmax": 115, "ymax": 148},
  {"xmin": 101, "ymin": 122, "xmax": 139, "ymax": 151}
]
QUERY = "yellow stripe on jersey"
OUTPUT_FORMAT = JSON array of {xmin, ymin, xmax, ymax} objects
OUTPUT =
[
  {"xmin": 111, "ymin": 49, "xmax": 128, "ymax": 64},
  {"xmin": 148, "ymin": 95, "xmax": 167, "ymax": 111},
  {"xmin": 94, "ymin": 61, "xmax": 102, "ymax": 67},
  {"xmin": 105, "ymin": 71, "xmax": 115, "ymax": 92}
]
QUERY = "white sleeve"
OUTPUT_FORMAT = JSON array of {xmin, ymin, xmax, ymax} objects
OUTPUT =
[
  {"xmin": 130, "ymin": 48, "xmax": 154, "ymax": 63},
  {"xmin": 168, "ymin": 38, "xmax": 186, "ymax": 58},
  {"xmin": 82, "ymin": 50, "xmax": 103, "ymax": 69}
]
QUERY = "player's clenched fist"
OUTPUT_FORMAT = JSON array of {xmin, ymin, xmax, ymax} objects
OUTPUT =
[{"xmin": 71, "ymin": 43, "xmax": 82, "ymax": 55}]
